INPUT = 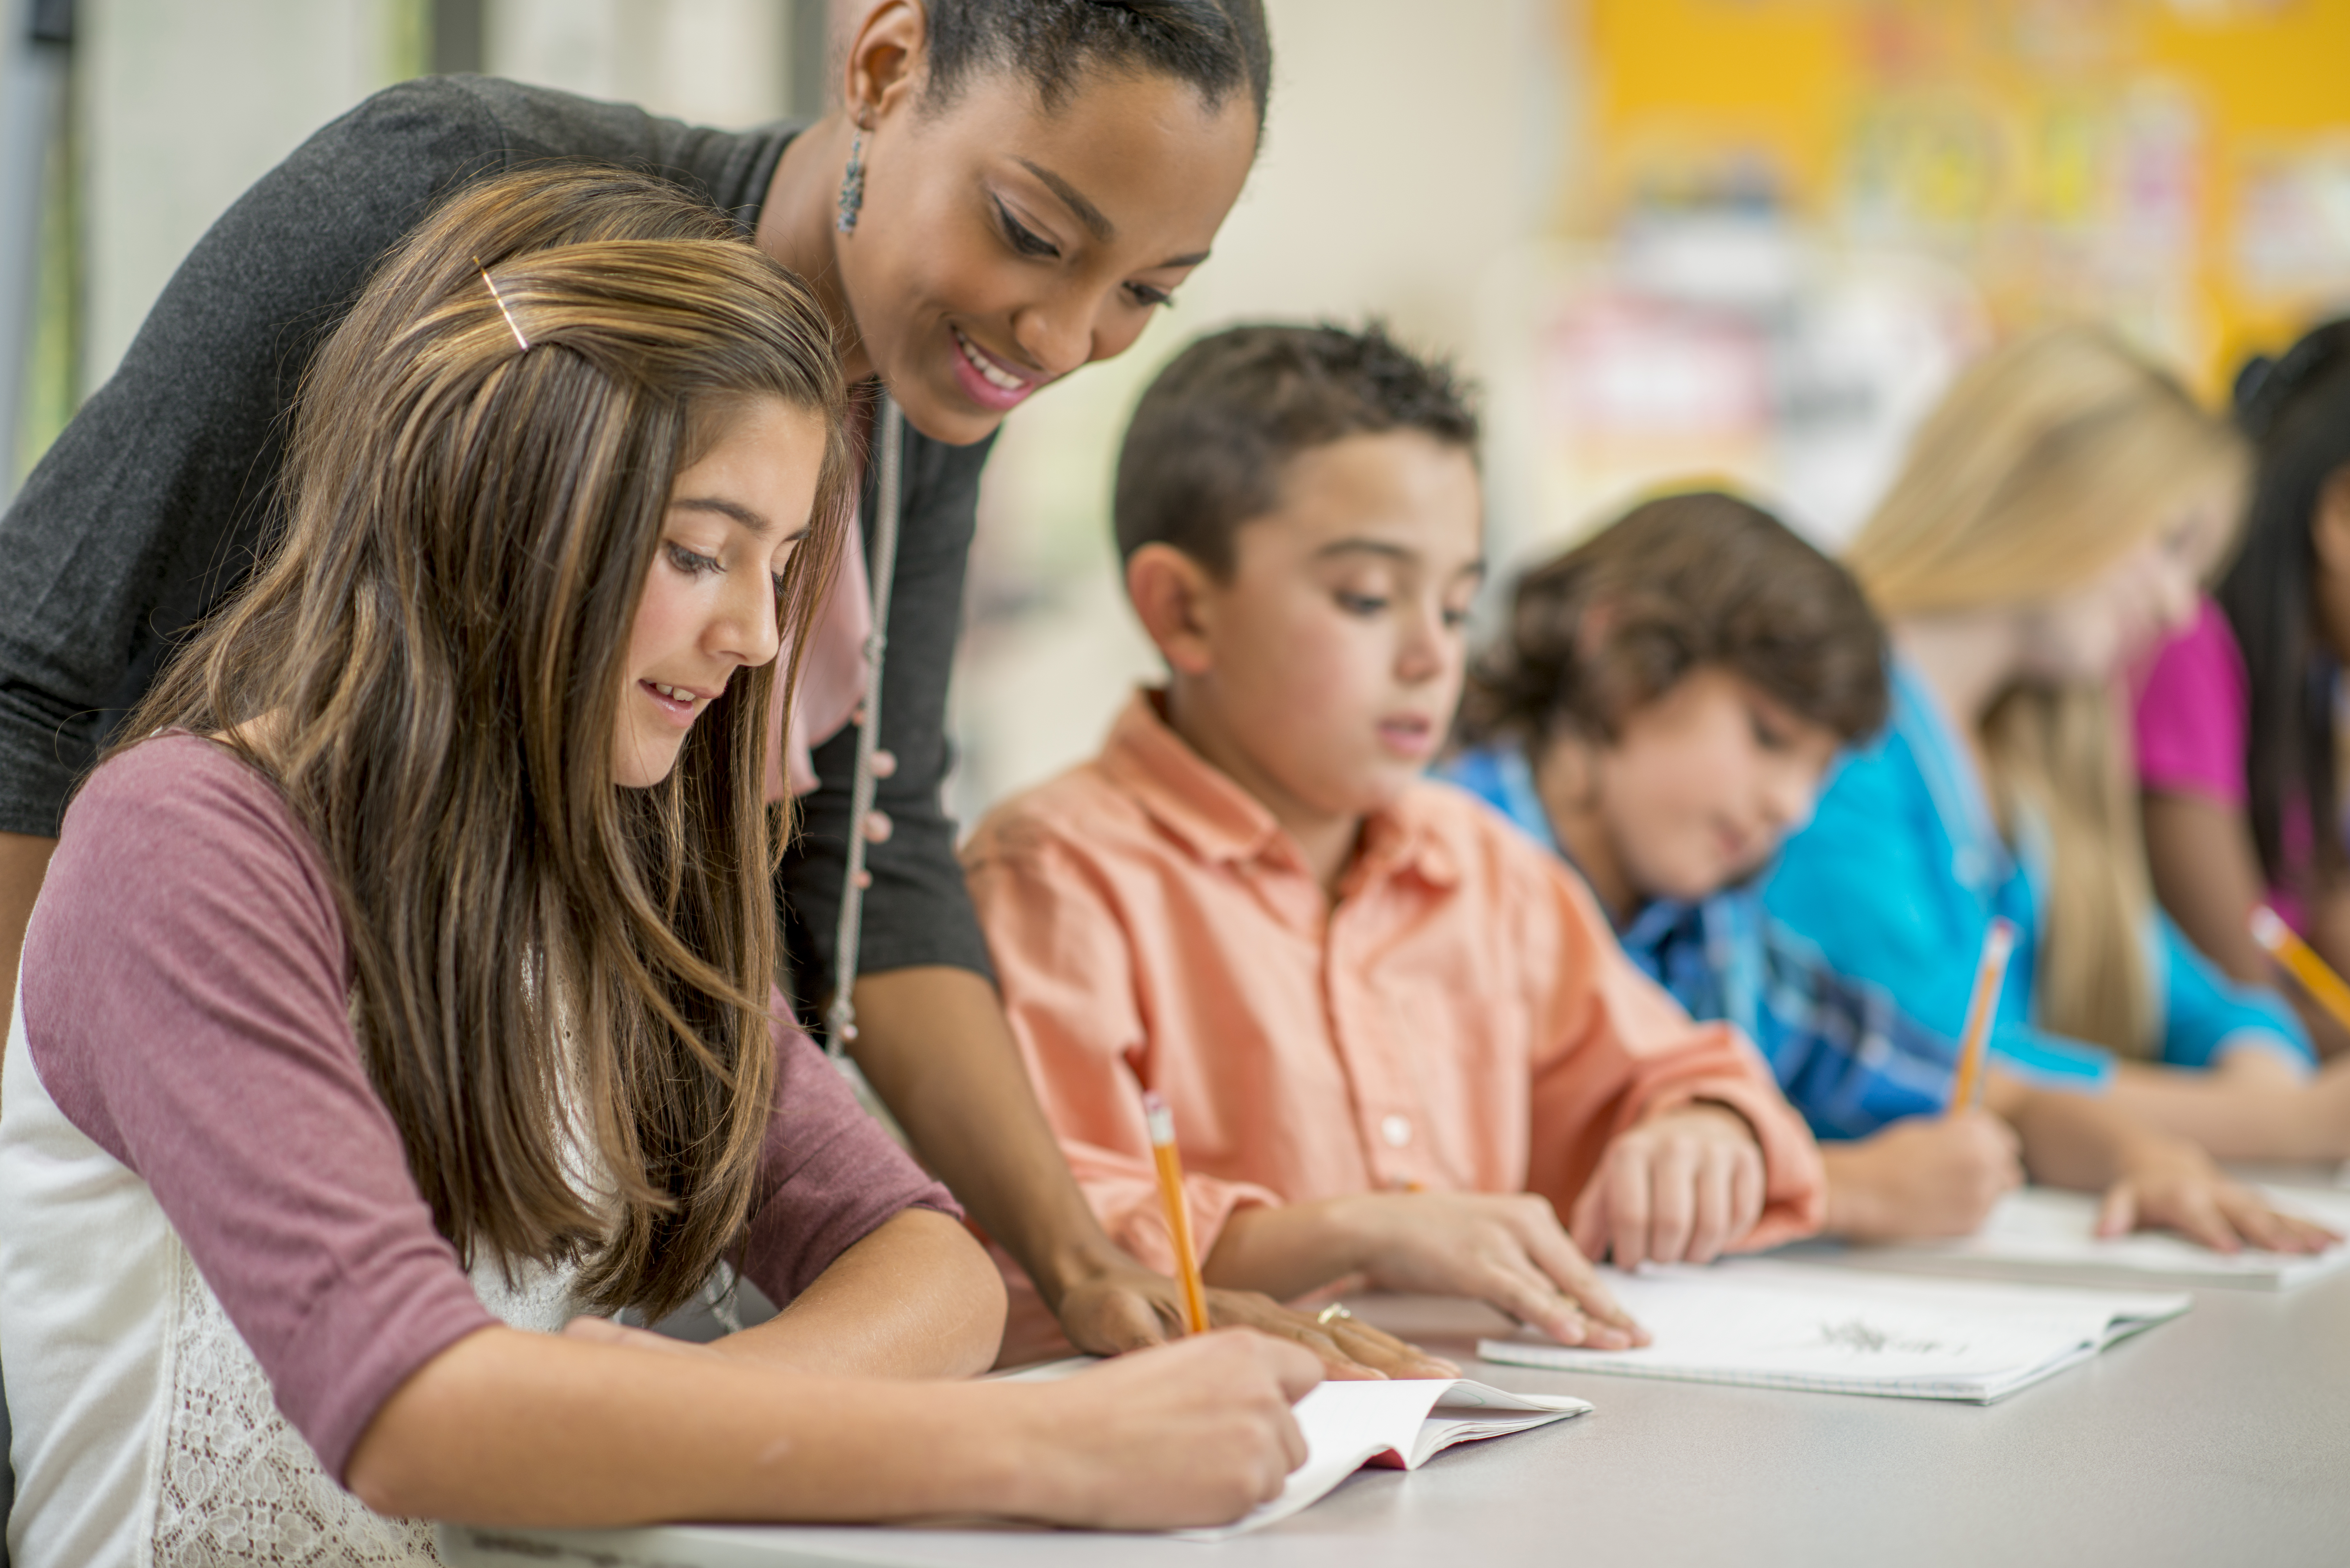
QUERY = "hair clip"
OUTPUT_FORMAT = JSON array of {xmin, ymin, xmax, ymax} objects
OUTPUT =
[{"xmin": 475, "ymin": 258, "xmax": 531, "ymax": 353}]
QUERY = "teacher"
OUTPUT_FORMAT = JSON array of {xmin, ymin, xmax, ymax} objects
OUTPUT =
[{"xmin": 0, "ymin": 0, "xmax": 1431, "ymax": 1375}]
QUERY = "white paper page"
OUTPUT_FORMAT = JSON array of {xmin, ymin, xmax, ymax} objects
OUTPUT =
[
  {"xmin": 1826, "ymin": 1185, "xmax": 2350, "ymax": 1291},
  {"xmin": 1174, "ymin": 1378, "xmax": 1589, "ymax": 1542},
  {"xmin": 1477, "ymin": 1261, "xmax": 2187, "ymax": 1402}
]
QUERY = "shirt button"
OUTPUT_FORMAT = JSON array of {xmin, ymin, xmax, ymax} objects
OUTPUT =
[{"xmin": 1381, "ymin": 1114, "xmax": 1413, "ymax": 1149}]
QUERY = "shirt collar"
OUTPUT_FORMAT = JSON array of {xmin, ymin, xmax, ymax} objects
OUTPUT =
[
  {"xmin": 1101, "ymin": 690, "xmax": 1459, "ymax": 890},
  {"xmin": 1619, "ymin": 889, "xmax": 1704, "ymax": 951}
]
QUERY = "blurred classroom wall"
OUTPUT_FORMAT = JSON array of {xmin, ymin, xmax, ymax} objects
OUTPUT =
[
  {"xmin": 8, "ymin": 0, "xmax": 2350, "ymax": 827},
  {"xmin": 60, "ymin": 0, "xmax": 819, "ymax": 400}
]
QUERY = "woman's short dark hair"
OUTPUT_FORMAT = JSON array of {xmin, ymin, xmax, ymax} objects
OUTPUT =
[
  {"xmin": 1460, "ymin": 490, "xmax": 1889, "ymax": 749},
  {"xmin": 2218, "ymin": 317, "xmax": 2350, "ymax": 895},
  {"xmin": 925, "ymin": 0, "xmax": 1271, "ymax": 129},
  {"xmin": 1114, "ymin": 320, "xmax": 1478, "ymax": 576}
]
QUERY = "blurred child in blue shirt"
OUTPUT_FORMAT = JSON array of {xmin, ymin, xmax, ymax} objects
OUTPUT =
[
  {"xmin": 1444, "ymin": 488, "xmax": 2330, "ymax": 1252},
  {"xmin": 1767, "ymin": 326, "xmax": 2350, "ymax": 1177}
]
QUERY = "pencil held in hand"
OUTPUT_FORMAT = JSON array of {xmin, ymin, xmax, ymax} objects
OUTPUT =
[
  {"xmin": 1143, "ymin": 1090, "xmax": 1211, "ymax": 1336},
  {"xmin": 2250, "ymin": 904, "xmax": 2350, "ymax": 1036},
  {"xmin": 1947, "ymin": 918, "xmax": 2018, "ymax": 1114}
]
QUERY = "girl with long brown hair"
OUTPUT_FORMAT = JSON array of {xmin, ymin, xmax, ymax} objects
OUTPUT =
[
  {"xmin": 0, "ymin": 0, "xmax": 1422, "ymax": 1380},
  {"xmin": 0, "ymin": 170, "xmax": 1314, "ymax": 1564},
  {"xmin": 1766, "ymin": 325, "xmax": 2350, "ymax": 1164}
]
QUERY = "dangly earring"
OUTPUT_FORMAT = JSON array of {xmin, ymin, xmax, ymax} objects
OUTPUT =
[{"xmin": 836, "ymin": 119, "xmax": 868, "ymax": 235}]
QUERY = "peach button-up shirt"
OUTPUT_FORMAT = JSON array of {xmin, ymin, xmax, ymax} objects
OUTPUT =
[{"xmin": 964, "ymin": 694, "xmax": 1825, "ymax": 1340}]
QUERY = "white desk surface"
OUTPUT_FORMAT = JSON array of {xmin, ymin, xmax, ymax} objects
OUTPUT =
[{"xmin": 446, "ymin": 1181, "xmax": 2350, "ymax": 1568}]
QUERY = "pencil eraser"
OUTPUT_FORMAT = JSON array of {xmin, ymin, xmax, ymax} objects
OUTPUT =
[{"xmin": 1141, "ymin": 1089, "xmax": 1175, "ymax": 1144}]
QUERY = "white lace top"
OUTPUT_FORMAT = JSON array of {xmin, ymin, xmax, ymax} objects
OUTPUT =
[
  {"xmin": 1, "ymin": 1004, "xmax": 584, "ymax": 1566},
  {"xmin": 0, "ymin": 737, "xmax": 954, "ymax": 1565}
]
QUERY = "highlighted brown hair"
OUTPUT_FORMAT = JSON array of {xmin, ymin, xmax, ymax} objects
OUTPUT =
[
  {"xmin": 1460, "ymin": 490, "xmax": 1887, "ymax": 750},
  {"xmin": 114, "ymin": 169, "xmax": 853, "ymax": 1318}
]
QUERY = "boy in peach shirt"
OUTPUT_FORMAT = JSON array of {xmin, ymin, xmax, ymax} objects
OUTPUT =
[{"xmin": 963, "ymin": 325, "xmax": 1824, "ymax": 1366}]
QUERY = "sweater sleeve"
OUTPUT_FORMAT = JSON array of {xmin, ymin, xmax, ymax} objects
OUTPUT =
[
  {"xmin": 736, "ymin": 1004, "xmax": 962, "ymax": 1306},
  {"xmin": 18, "ymin": 737, "xmax": 496, "ymax": 1483},
  {"xmin": 961, "ymin": 815, "xmax": 1281, "ymax": 1272},
  {"xmin": 0, "ymin": 77, "xmax": 787, "ymax": 841},
  {"xmin": 0, "ymin": 80, "xmax": 511, "ymax": 837},
  {"xmin": 1520, "ymin": 855, "xmax": 1826, "ymax": 1250}
]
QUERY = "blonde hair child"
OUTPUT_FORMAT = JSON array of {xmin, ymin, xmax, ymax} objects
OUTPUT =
[{"xmin": 1769, "ymin": 324, "xmax": 2350, "ymax": 1161}]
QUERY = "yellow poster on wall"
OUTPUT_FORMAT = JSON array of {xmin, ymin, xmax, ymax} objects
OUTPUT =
[{"xmin": 1575, "ymin": 0, "xmax": 2350, "ymax": 390}]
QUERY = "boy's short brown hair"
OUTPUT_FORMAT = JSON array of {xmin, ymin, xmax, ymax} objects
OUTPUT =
[
  {"xmin": 1461, "ymin": 490, "xmax": 1888, "ymax": 748},
  {"xmin": 1114, "ymin": 321, "xmax": 1478, "ymax": 575}
]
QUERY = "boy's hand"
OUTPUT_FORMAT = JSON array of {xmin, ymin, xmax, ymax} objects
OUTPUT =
[
  {"xmin": 2095, "ymin": 1135, "xmax": 2342, "ymax": 1255},
  {"xmin": 1819, "ymin": 1109, "xmax": 2022, "ymax": 1242},
  {"xmin": 1569, "ymin": 1103, "xmax": 1765, "ymax": 1270},
  {"xmin": 1322, "ymin": 1190, "xmax": 1647, "ymax": 1349}
]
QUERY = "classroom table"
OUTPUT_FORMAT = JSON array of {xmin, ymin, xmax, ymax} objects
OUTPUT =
[{"xmin": 443, "ymin": 1187, "xmax": 2350, "ymax": 1568}]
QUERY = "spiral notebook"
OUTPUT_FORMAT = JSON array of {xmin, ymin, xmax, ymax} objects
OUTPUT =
[
  {"xmin": 1477, "ymin": 1260, "xmax": 2187, "ymax": 1403},
  {"xmin": 1813, "ymin": 1184, "xmax": 2350, "ymax": 1292},
  {"xmin": 438, "ymin": 1371, "xmax": 1590, "ymax": 1565}
]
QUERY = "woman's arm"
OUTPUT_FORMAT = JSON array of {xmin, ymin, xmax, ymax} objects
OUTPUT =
[
  {"xmin": 860, "ymin": 979, "xmax": 1443, "ymax": 1378},
  {"xmin": 346, "ymin": 1325, "xmax": 1320, "ymax": 1531}
]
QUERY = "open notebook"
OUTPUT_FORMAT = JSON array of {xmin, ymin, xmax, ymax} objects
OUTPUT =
[
  {"xmin": 1478, "ymin": 1260, "xmax": 2187, "ymax": 1403},
  {"xmin": 438, "ymin": 1372, "xmax": 1588, "ymax": 1565},
  {"xmin": 1811, "ymin": 1184, "xmax": 2350, "ymax": 1292},
  {"xmin": 1170, "ymin": 1374, "xmax": 1589, "ymax": 1540}
]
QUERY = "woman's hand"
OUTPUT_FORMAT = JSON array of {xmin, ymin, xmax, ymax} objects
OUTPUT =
[
  {"xmin": 1053, "ymin": 1252, "xmax": 1458, "ymax": 1379},
  {"xmin": 1569, "ymin": 1102, "xmax": 1767, "ymax": 1270},
  {"xmin": 1310, "ymin": 1190, "xmax": 1645, "ymax": 1350},
  {"xmin": 997, "ymin": 1332, "xmax": 1320, "ymax": 1530},
  {"xmin": 2094, "ymin": 1135, "xmax": 2342, "ymax": 1254},
  {"xmin": 1819, "ymin": 1108, "xmax": 2023, "ymax": 1242}
]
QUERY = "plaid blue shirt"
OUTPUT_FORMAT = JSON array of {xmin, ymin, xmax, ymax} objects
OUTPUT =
[{"xmin": 1438, "ymin": 743, "xmax": 2104, "ymax": 1140}]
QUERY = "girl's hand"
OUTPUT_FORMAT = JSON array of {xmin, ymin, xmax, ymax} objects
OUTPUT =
[
  {"xmin": 2095, "ymin": 1137, "xmax": 2343, "ymax": 1255},
  {"xmin": 1569, "ymin": 1103, "xmax": 1767, "ymax": 1270},
  {"xmin": 999, "ymin": 1331, "xmax": 1320, "ymax": 1530},
  {"xmin": 1322, "ymin": 1190, "xmax": 1645, "ymax": 1350}
]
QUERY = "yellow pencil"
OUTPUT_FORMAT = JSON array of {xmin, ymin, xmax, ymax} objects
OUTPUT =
[
  {"xmin": 1947, "ymin": 917, "xmax": 2018, "ymax": 1114},
  {"xmin": 1142, "ymin": 1089, "xmax": 1211, "ymax": 1336},
  {"xmin": 2250, "ymin": 904, "xmax": 2350, "ymax": 1036}
]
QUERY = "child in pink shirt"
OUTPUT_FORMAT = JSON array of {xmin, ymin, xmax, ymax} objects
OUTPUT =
[
  {"xmin": 2134, "ymin": 320, "xmax": 2350, "ymax": 1054},
  {"xmin": 965, "ymin": 325, "xmax": 1825, "ymax": 1365}
]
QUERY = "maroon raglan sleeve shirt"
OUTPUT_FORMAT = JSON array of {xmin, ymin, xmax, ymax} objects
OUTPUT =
[{"xmin": 17, "ymin": 733, "xmax": 957, "ymax": 1481}]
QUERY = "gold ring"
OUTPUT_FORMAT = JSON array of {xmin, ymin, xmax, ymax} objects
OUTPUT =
[{"xmin": 1316, "ymin": 1303, "xmax": 1354, "ymax": 1326}]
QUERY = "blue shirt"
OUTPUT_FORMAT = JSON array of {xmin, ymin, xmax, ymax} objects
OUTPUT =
[
  {"xmin": 1764, "ymin": 660, "xmax": 2312, "ymax": 1076},
  {"xmin": 1440, "ymin": 743, "xmax": 2052, "ymax": 1140}
]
